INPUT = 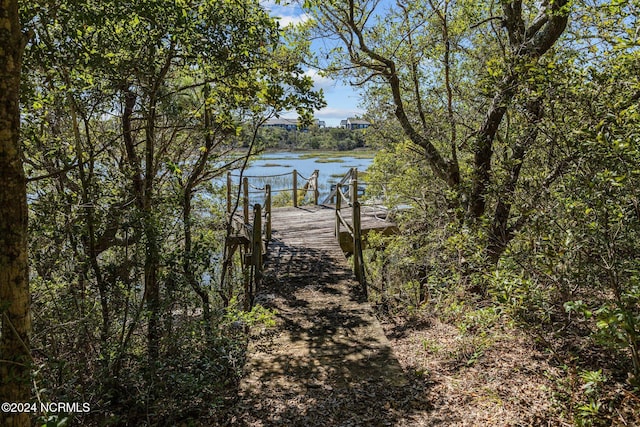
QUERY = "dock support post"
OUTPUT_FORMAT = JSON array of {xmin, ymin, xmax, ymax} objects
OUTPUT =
[
  {"xmin": 350, "ymin": 175, "xmax": 358, "ymax": 205},
  {"xmin": 312, "ymin": 169, "xmax": 319, "ymax": 205},
  {"xmin": 265, "ymin": 184, "xmax": 271, "ymax": 241},
  {"xmin": 226, "ymin": 172, "xmax": 232, "ymax": 215},
  {"xmin": 252, "ymin": 204, "xmax": 262, "ymax": 277},
  {"xmin": 353, "ymin": 201, "xmax": 366, "ymax": 296},
  {"xmin": 335, "ymin": 186, "xmax": 341, "ymax": 237},
  {"xmin": 243, "ymin": 176, "xmax": 249, "ymax": 225},
  {"xmin": 247, "ymin": 204, "xmax": 262, "ymax": 309},
  {"xmin": 293, "ymin": 169, "xmax": 298, "ymax": 207}
]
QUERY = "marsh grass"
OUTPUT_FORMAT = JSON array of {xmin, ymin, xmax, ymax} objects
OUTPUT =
[
  {"xmin": 262, "ymin": 163, "xmax": 291, "ymax": 168},
  {"xmin": 315, "ymin": 158, "xmax": 345, "ymax": 163},
  {"xmin": 297, "ymin": 150, "xmax": 376, "ymax": 160}
]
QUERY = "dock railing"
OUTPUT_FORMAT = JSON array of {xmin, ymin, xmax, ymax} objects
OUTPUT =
[
  {"xmin": 226, "ymin": 169, "xmax": 319, "ymax": 307},
  {"xmin": 225, "ymin": 180, "xmax": 271, "ymax": 309},
  {"xmin": 228, "ymin": 169, "xmax": 319, "ymax": 213},
  {"xmin": 226, "ymin": 167, "xmax": 372, "ymax": 301},
  {"xmin": 333, "ymin": 168, "xmax": 367, "ymax": 296}
]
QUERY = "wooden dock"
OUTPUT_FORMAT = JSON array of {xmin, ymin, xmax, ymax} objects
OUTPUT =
[
  {"xmin": 262, "ymin": 204, "xmax": 397, "ymax": 254},
  {"xmin": 233, "ymin": 204, "xmax": 411, "ymax": 425}
]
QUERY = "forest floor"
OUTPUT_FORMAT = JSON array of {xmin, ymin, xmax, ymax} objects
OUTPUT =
[{"xmin": 378, "ymin": 313, "xmax": 566, "ymax": 426}]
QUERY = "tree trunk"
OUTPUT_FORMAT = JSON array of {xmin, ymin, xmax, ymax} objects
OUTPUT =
[
  {"xmin": 121, "ymin": 82, "xmax": 161, "ymax": 364},
  {"xmin": 144, "ymin": 215, "xmax": 160, "ymax": 363},
  {"xmin": 144, "ymin": 99, "xmax": 160, "ymax": 363},
  {"xmin": 183, "ymin": 191, "xmax": 213, "ymax": 341},
  {"xmin": 68, "ymin": 92, "xmax": 111, "ymax": 356},
  {"xmin": 0, "ymin": 1, "xmax": 32, "ymax": 426},
  {"xmin": 143, "ymin": 46, "xmax": 173, "ymax": 365},
  {"xmin": 467, "ymin": 75, "xmax": 517, "ymax": 220},
  {"xmin": 467, "ymin": 0, "xmax": 569, "ymax": 221},
  {"xmin": 486, "ymin": 98, "xmax": 543, "ymax": 264}
]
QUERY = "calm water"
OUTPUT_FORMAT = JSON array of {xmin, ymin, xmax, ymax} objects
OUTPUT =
[{"xmin": 228, "ymin": 151, "xmax": 374, "ymax": 205}]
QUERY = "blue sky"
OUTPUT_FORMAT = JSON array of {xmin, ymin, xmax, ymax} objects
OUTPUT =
[{"xmin": 260, "ymin": 1, "xmax": 366, "ymax": 127}]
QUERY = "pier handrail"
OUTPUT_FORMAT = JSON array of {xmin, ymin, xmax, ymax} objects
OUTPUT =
[
  {"xmin": 334, "ymin": 168, "xmax": 366, "ymax": 295},
  {"xmin": 226, "ymin": 176, "xmax": 272, "ymax": 309},
  {"xmin": 226, "ymin": 168, "xmax": 319, "ymax": 308},
  {"xmin": 227, "ymin": 169, "xmax": 319, "ymax": 211},
  {"xmin": 323, "ymin": 167, "xmax": 358, "ymax": 205}
]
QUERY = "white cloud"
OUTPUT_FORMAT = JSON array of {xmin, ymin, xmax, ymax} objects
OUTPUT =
[
  {"xmin": 260, "ymin": 1, "xmax": 309, "ymax": 28},
  {"xmin": 315, "ymin": 106, "xmax": 366, "ymax": 120},
  {"xmin": 277, "ymin": 13, "xmax": 310, "ymax": 27},
  {"xmin": 304, "ymin": 69, "xmax": 336, "ymax": 91}
]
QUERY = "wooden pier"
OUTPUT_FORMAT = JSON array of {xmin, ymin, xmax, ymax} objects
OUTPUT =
[
  {"xmin": 226, "ymin": 167, "xmax": 399, "ymax": 300},
  {"xmin": 265, "ymin": 204, "xmax": 397, "ymax": 254},
  {"xmin": 234, "ymin": 203, "xmax": 408, "ymax": 426},
  {"xmin": 225, "ymin": 168, "xmax": 416, "ymax": 425}
]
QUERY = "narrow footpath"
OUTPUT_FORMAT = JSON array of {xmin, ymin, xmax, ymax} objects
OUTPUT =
[{"xmin": 231, "ymin": 205, "xmax": 431, "ymax": 426}]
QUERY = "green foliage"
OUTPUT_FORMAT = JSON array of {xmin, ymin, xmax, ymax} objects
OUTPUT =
[
  {"xmin": 537, "ymin": 50, "xmax": 640, "ymax": 379},
  {"xmin": 580, "ymin": 370, "xmax": 607, "ymax": 397},
  {"xmin": 352, "ymin": 2, "xmax": 640, "ymax": 420},
  {"xmin": 573, "ymin": 370, "xmax": 609, "ymax": 426},
  {"xmin": 271, "ymin": 189, "xmax": 293, "ymax": 207},
  {"xmin": 39, "ymin": 415, "xmax": 70, "ymax": 427},
  {"xmin": 13, "ymin": 0, "xmax": 640, "ymax": 423},
  {"xmin": 490, "ymin": 269, "xmax": 552, "ymax": 326},
  {"xmin": 223, "ymin": 300, "xmax": 278, "ymax": 329},
  {"xmin": 19, "ymin": 0, "xmax": 322, "ymax": 423}
]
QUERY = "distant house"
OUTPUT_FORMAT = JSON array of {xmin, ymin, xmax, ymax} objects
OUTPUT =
[
  {"xmin": 263, "ymin": 118, "xmax": 299, "ymax": 131},
  {"xmin": 263, "ymin": 117, "xmax": 326, "ymax": 131},
  {"xmin": 340, "ymin": 117, "xmax": 370, "ymax": 130}
]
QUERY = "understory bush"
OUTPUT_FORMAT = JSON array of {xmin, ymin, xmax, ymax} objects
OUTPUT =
[{"xmin": 363, "ymin": 53, "xmax": 640, "ymax": 419}]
